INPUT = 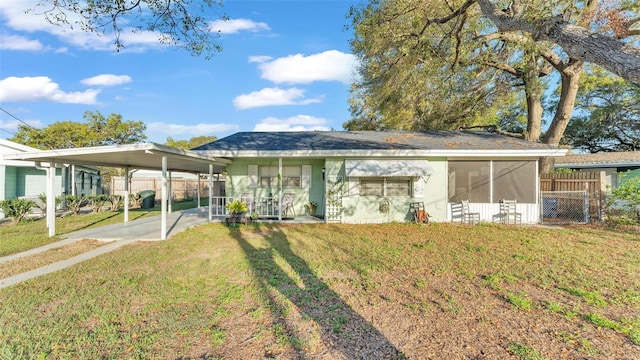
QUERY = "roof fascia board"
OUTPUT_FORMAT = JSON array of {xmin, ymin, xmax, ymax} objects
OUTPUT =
[
  {"xmin": 3, "ymin": 142, "xmax": 232, "ymax": 165},
  {"xmin": 201, "ymin": 149, "xmax": 568, "ymax": 158}
]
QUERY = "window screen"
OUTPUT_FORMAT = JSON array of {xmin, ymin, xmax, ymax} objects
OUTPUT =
[
  {"xmin": 492, "ymin": 161, "xmax": 536, "ymax": 203},
  {"xmin": 360, "ymin": 178, "xmax": 384, "ymax": 196},
  {"xmin": 386, "ymin": 179, "xmax": 411, "ymax": 196},
  {"xmin": 448, "ymin": 161, "xmax": 490, "ymax": 202},
  {"xmin": 259, "ymin": 166, "xmax": 301, "ymax": 188},
  {"xmin": 359, "ymin": 178, "xmax": 411, "ymax": 196},
  {"xmin": 282, "ymin": 166, "xmax": 301, "ymax": 187}
]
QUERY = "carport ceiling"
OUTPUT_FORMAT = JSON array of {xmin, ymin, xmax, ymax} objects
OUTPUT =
[{"xmin": 3, "ymin": 143, "xmax": 230, "ymax": 173}]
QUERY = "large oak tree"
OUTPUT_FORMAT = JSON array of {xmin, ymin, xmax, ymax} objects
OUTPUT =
[{"xmin": 346, "ymin": 0, "xmax": 639, "ymax": 170}]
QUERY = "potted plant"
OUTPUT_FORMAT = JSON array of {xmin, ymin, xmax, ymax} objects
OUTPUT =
[
  {"xmin": 226, "ymin": 199, "xmax": 248, "ymax": 225},
  {"xmin": 304, "ymin": 201, "xmax": 318, "ymax": 215}
]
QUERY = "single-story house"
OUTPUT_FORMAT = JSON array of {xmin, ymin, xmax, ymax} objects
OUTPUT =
[
  {"xmin": 0, "ymin": 139, "xmax": 100, "ymax": 218},
  {"xmin": 554, "ymin": 151, "xmax": 640, "ymax": 190},
  {"xmin": 193, "ymin": 131, "xmax": 567, "ymax": 224}
]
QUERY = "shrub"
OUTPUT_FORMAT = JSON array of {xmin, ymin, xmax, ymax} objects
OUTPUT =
[
  {"xmin": 63, "ymin": 195, "xmax": 86, "ymax": 216},
  {"xmin": 0, "ymin": 198, "xmax": 36, "ymax": 223},
  {"xmin": 88, "ymin": 194, "xmax": 110, "ymax": 213},
  {"xmin": 109, "ymin": 195, "xmax": 124, "ymax": 211},
  {"xmin": 226, "ymin": 199, "xmax": 247, "ymax": 215},
  {"xmin": 34, "ymin": 193, "xmax": 62, "ymax": 217},
  {"xmin": 129, "ymin": 192, "xmax": 142, "ymax": 208},
  {"xmin": 606, "ymin": 173, "xmax": 640, "ymax": 224}
]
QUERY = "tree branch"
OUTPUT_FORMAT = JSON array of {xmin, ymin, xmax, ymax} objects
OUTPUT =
[{"xmin": 476, "ymin": 0, "xmax": 640, "ymax": 83}]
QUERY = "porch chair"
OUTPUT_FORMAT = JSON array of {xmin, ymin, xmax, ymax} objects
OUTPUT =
[
  {"xmin": 461, "ymin": 200, "xmax": 480, "ymax": 225},
  {"xmin": 281, "ymin": 193, "xmax": 296, "ymax": 218},
  {"xmin": 500, "ymin": 199, "xmax": 522, "ymax": 224}
]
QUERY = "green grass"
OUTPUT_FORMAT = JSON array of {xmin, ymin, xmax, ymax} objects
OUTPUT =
[
  {"xmin": 508, "ymin": 342, "xmax": 546, "ymax": 360},
  {"xmin": 0, "ymin": 221, "xmax": 638, "ymax": 358}
]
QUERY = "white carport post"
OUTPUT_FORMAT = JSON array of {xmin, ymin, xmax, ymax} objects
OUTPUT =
[
  {"xmin": 70, "ymin": 164, "xmax": 76, "ymax": 196},
  {"xmin": 47, "ymin": 160, "xmax": 56, "ymax": 237},
  {"xmin": 168, "ymin": 171, "xmax": 173, "ymax": 213},
  {"xmin": 161, "ymin": 155, "xmax": 168, "ymax": 240},
  {"xmin": 124, "ymin": 166, "xmax": 130, "ymax": 223},
  {"xmin": 208, "ymin": 164, "xmax": 213, "ymax": 221},
  {"xmin": 278, "ymin": 157, "xmax": 282, "ymax": 222},
  {"xmin": 196, "ymin": 173, "xmax": 201, "ymax": 207}
]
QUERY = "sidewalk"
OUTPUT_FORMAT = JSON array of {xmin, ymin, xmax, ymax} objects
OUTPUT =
[{"xmin": 0, "ymin": 207, "xmax": 213, "ymax": 289}]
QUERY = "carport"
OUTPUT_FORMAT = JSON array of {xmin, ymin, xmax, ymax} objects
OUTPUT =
[{"xmin": 4, "ymin": 143, "xmax": 230, "ymax": 240}]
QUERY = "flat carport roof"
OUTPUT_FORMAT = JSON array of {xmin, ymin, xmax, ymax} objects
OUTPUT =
[{"xmin": 3, "ymin": 142, "xmax": 231, "ymax": 239}]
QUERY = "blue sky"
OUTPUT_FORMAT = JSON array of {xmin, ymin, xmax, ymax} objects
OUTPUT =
[{"xmin": 0, "ymin": 0, "xmax": 360, "ymax": 143}]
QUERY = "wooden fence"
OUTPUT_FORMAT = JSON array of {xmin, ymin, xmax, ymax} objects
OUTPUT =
[
  {"xmin": 540, "ymin": 171, "xmax": 607, "ymax": 221},
  {"xmin": 104, "ymin": 177, "xmax": 225, "ymax": 201}
]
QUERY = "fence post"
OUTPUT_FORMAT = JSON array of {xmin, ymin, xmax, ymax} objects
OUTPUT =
[{"xmin": 583, "ymin": 191, "xmax": 590, "ymax": 223}]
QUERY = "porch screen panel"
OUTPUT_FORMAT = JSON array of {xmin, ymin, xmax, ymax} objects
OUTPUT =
[
  {"xmin": 492, "ymin": 161, "xmax": 536, "ymax": 203},
  {"xmin": 448, "ymin": 161, "xmax": 490, "ymax": 203}
]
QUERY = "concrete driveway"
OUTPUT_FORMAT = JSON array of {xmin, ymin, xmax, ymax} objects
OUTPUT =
[{"xmin": 0, "ymin": 207, "xmax": 212, "ymax": 289}]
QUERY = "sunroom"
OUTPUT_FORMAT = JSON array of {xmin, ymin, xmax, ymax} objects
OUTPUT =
[{"xmin": 447, "ymin": 159, "xmax": 539, "ymax": 223}]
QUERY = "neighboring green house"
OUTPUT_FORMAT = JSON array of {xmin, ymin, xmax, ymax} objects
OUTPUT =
[
  {"xmin": 194, "ymin": 131, "xmax": 567, "ymax": 224},
  {"xmin": 0, "ymin": 139, "xmax": 101, "ymax": 218},
  {"xmin": 554, "ymin": 151, "xmax": 640, "ymax": 190}
]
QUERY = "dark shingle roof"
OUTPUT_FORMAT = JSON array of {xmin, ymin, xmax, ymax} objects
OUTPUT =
[{"xmin": 193, "ymin": 131, "xmax": 558, "ymax": 152}]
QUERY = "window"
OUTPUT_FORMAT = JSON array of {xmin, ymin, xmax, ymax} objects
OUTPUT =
[
  {"xmin": 259, "ymin": 166, "xmax": 301, "ymax": 188},
  {"xmin": 448, "ymin": 160, "xmax": 537, "ymax": 203},
  {"xmin": 448, "ymin": 161, "xmax": 490, "ymax": 203},
  {"xmin": 492, "ymin": 161, "xmax": 536, "ymax": 203},
  {"xmin": 360, "ymin": 177, "xmax": 411, "ymax": 196}
]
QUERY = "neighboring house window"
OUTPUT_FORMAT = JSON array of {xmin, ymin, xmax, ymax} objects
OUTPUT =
[
  {"xmin": 360, "ymin": 177, "xmax": 411, "ymax": 196},
  {"xmin": 448, "ymin": 160, "xmax": 536, "ymax": 203},
  {"xmin": 259, "ymin": 166, "xmax": 301, "ymax": 188}
]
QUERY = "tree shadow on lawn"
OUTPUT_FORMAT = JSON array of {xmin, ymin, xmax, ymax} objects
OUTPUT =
[{"xmin": 228, "ymin": 225, "xmax": 405, "ymax": 359}]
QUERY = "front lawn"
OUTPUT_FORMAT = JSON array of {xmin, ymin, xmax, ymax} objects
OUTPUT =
[
  {"xmin": 0, "ymin": 222, "xmax": 639, "ymax": 359},
  {"xmin": 0, "ymin": 199, "xmax": 202, "ymax": 257}
]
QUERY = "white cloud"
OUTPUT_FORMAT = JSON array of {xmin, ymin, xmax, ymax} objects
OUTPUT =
[
  {"xmin": 0, "ymin": 76, "xmax": 100, "ymax": 104},
  {"xmin": 81, "ymin": 74, "xmax": 133, "ymax": 86},
  {"xmin": 248, "ymin": 55, "xmax": 273, "ymax": 63},
  {"xmin": 0, "ymin": 0, "xmax": 166, "ymax": 51},
  {"xmin": 209, "ymin": 18, "xmax": 270, "ymax": 34},
  {"xmin": 253, "ymin": 115, "xmax": 331, "ymax": 132},
  {"xmin": 0, "ymin": 33, "xmax": 43, "ymax": 51},
  {"xmin": 0, "ymin": 117, "xmax": 42, "ymax": 131},
  {"xmin": 255, "ymin": 50, "xmax": 356, "ymax": 84},
  {"xmin": 147, "ymin": 122, "xmax": 240, "ymax": 138},
  {"xmin": 233, "ymin": 87, "xmax": 323, "ymax": 109}
]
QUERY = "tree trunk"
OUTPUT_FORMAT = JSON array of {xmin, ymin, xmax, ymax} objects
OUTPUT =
[
  {"xmin": 543, "ymin": 63, "xmax": 583, "ymax": 146},
  {"xmin": 524, "ymin": 56, "xmax": 543, "ymax": 142}
]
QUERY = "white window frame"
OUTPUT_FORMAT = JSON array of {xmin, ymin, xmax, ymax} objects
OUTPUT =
[
  {"xmin": 258, "ymin": 165, "xmax": 302, "ymax": 189},
  {"xmin": 358, "ymin": 177, "xmax": 412, "ymax": 197}
]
